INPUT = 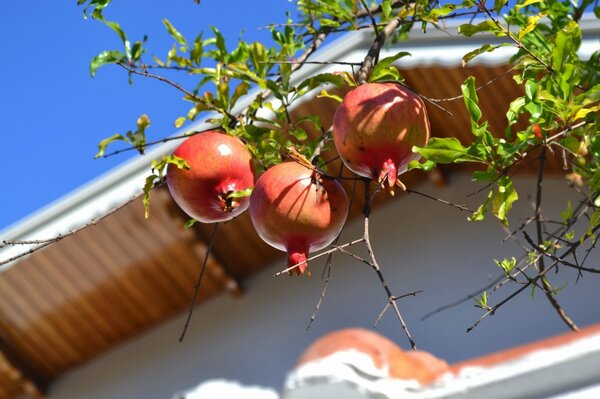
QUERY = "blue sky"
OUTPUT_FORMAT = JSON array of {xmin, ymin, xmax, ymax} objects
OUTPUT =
[{"xmin": 0, "ymin": 1, "xmax": 296, "ymax": 231}]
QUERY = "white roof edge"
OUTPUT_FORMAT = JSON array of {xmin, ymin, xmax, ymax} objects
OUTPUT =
[{"xmin": 1, "ymin": 13, "xmax": 597, "ymax": 259}]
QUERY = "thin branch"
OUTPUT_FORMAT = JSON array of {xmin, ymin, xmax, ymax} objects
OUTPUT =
[
  {"xmin": 307, "ymin": 176, "xmax": 357, "ymax": 331},
  {"xmin": 468, "ymin": 225, "xmax": 600, "ymax": 332},
  {"xmin": 423, "ymin": 200, "xmax": 588, "ymax": 320},
  {"xmin": 534, "ymin": 146, "xmax": 579, "ymax": 331},
  {"xmin": 1, "ymin": 238, "xmax": 63, "ymax": 248},
  {"xmin": 263, "ymin": 60, "xmax": 362, "ymax": 66},
  {"xmin": 0, "ymin": 188, "xmax": 154, "ymax": 268},
  {"xmin": 179, "ymin": 222, "xmax": 219, "ymax": 342},
  {"xmin": 375, "ymin": 290, "xmax": 422, "ymax": 327},
  {"xmin": 117, "ymin": 62, "xmax": 237, "ymax": 124},
  {"xmin": 359, "ymin": 0, "xmax": 380, "ymax": 36},
  {"xmin": 423, "ymin": 66, "xmax": 517, "ymax": 103},
  {"xmin": 306, "ymin": 254, "xmax": 333, "ymax": 331},
  {"xmin": 363, "ymin": 214, "xmax": 417, "ymax": 349},
  {"xmin": 406, "ymin": 188, "xmax": 475, "ymax": 213},
  {"xmin": 273, "ymin": 237, "xmax": 365, "ymax": 277},
  {"xmin": 357, "ymin": 17, "xmax": 402, "ymax": 84},
  {"xmin": 523, "ymin": 231, "xmax": 600, "ymax": 274}
]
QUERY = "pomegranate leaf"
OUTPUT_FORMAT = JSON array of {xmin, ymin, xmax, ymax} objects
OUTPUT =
[
  {"xmin": 413, "ymin": 137, "xmax": 483, "ymax": 164},
  {"xmin": 297, "ymin": 73, "xmax": 345, "ymax": 95},
  {"xmin": 369, "ymin": 52, "xmax": 410, "ymax": 83},
  {"xmin": 163, "ymin": 19, "xmax": 188, "ymax": 48},
  {"xmin": 317, "ymin": 89, "xmax": 343, "ymax": 103},
  {"xmin": 143, "ymin": 155, "xmax": 190, "ymax": 218},
  {"xmin": 492, "ymin": 176, "xmax": 518, "ymax": 226},
  {"xmin": 90, "ymin": 50, "xmax": 125, "ymax": 77},
  {"xmin": 95, "ymin": 114, "xmax": 150, "ymax": 158}
]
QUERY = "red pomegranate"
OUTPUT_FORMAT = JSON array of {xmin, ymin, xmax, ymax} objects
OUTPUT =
[
  {"xmin": 333, "ymin": 83, "xmax": 430, "ymax": 190},
  {"xmin": 167, "ymin": 131, "xmax": 256, "ymax": 223},
  {"xmin": 250, "ymin": 162, "xmax": 349, "ymax": 276}
]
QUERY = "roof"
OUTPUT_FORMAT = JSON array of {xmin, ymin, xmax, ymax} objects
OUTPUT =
[
  {"xmin": 282, "ymin": 324, "xmax": 600, "ymax": 398},
  {"xmin": 0, "ymin": 15, "xmax": 598, "ymax": 399}
]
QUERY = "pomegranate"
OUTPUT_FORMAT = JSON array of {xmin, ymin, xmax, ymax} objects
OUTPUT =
[
  {"xmin": 167, "ymin": 131, "xmax": 256, "ymax": 223},
  {"xmin": 333, "ymin": 83, "xmax": 430, "ymax": 191},
  {"xmin": 250, "ymin": 162, "xmax": 349, "ymax": 276}
]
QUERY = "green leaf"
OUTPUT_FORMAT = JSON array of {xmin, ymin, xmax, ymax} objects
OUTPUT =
[
  {"xmin": 143, "ymin": 174, "xmax": 159, "ymax": 219},
  {"xmin": 95, "ymin": 133, "xmax": 124, "ymax": 158},
  {"xmin": 462, "ymin": 44, "xmax": 499, "ymax": 66},
  {"xmin": 382, "ymin": 0, "xmax": 392, "ymax": 19},
  {"xmin": 461, "ymin": 76, "xmax": 482, "ymax": 126},
  {"xmin": 231, "ymin": 82, "xmax": 251, "ymax": 108},
  {"xmin": 492, "ymin": 176, "xmax": 518, "ymax": 225},
  {"xmin": 494, "ymin": 0, "xmax": 505, "ymax": 13},
  {"xmin": 525, "ymin": 79, "xmax": 539, "ymax": 101},
  {"xmin": 297, "ymin": 73, "xmax": 345, "ymax": 93},
  {"xmin": 369, "ymin": 52, "xmax": 411, "ymax": 82},
  {"xmin": 184, "ymin": 219, "xmax": 198, "ymax": 229},
  {"xmin": 561, "ymin": 200, "xmax": 573, "ymax": 223},
  {"xmin": 495, "ymin": 257, "xmax": 517, "ymax": 276},
  {"xmin": 103, "ymin": 20, "xmax": 128, "ymax": 48},
  {"xmin": 163, "ymin": 19, "xmax": 188, "ymax": 47},
  {"xmin": 317, "ymin": 89, "xmax": 343, "ymax": 103},
  {"xmin": 407, "ymin": 159, "xmax": 436, "ymax": 171},
  {"xmin": 174, "ymin": 117, "xmax": 186, "ymax": 128},
  {"xmin": 469, "ymin": 190, "xmax": 493, "ymax": 222},
  {"xmin": 413, "ymin": 137, "xmax": 480, "ymax": 163},
  {"xmin": 90, "ymin": 50, "xmax": 125, "ymax": 77},
  {"xmin": 506, "ymin": 96, "xmax": 526, "ymax": 125},
  {"xmin": 458, "ymin": 21, "xmax": 502, "ymax": 37},
  {"xmin": 518, "ymin": 13, "xmax": 545, "ymax": 41},
  {"xmin": 79, "ymin": 0, "xmax": 112, "ymax": 18},
  {"xmin": 94, "ymin": 114, "xmax": 150, "ymax": 158},
  {"xmin": 475, "ymin": 291, "xmax": 488, "ymax": 309},
  {"xmin": 515, "ymin": 0, "xmax": 543, "ymax": 10}
]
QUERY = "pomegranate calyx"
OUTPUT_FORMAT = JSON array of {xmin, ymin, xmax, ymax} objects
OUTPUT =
[
  {"xmin": 377, "ymin": 159, "xmax": 397, "ymax": 189},
  {"xmin": 288, "ymin": 251, "xmax": 309, "ymax": 276},
  {"xmin": 217, "ymin": 191, "xmax": 241, "ymax": 213}
]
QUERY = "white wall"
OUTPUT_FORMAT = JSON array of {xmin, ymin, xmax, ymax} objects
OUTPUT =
[{"xmin": 47, "ymin": 173, "xmax": 600, "ymax": 398}]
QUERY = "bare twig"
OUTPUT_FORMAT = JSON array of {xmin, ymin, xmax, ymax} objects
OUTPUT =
[
  {"xmin": 406, "ymin": 188, "xmax": 475, "ymax": 213},
  {"xmin": 0, "ymin": 188, "xmax": 154, "ymax": 268},
  {"xmin": 468, "ymin": 224, "xmax": 600, "ymax": 332},
  {"xmin": 179, "ymin": 222, "xmax": 219, "ymax": 342},
  {"xmin": 375, "ymin": 290, "xmax": 422, "ymax": 326},
  {"xmin": 359, "ymin": 0, "xmax": 380, "ymax": 36},
  {"xmin": 118, "ymin": 62, "xmax": 237, "ymax": 124},
  {"xmin": 534, "ymin": 146, "xmax": 579, "ymax": 331},
  {"xmin": 363, "ymin": 213, "xmax": 417, "ymax": 349},
  {"xmin": 362, "ymin": 180, "xmax": 417, "ymax": 349},
  {"xmin": 273, "ymin": 238, "xmax": 365, "ymax": 277}
]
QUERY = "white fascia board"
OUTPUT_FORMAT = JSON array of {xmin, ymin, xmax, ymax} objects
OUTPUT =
[{"xmin": 1, "ymin": 14, "xmax": 597, "ymax": 270}]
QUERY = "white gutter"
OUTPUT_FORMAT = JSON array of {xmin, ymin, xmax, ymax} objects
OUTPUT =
[{"xmin": 1, "ymin": 14, "xmax": 597, "ymax": 270}]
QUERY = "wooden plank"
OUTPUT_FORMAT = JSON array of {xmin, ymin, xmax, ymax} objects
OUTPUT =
[
  {"xmin": 0, "ymin": 335, "xmax": 48, "ymax": 396},
  {"xmin": 0, "ymin": 274, "xmax": 79, "ymax": 367},
  {"xmin": 26, "ymin": 254, "xmax": 113, "ymax": 353},
  {"xmin": 41, "ymin": 241, "xmax": 128, "ymax": 340}
]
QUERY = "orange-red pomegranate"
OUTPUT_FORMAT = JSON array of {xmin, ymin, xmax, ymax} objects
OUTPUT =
[
  {"xmin": 250, "ymin": 162, "xmax": 349, "ymax": 276},
  {"xmin": 333, "ymin": 83, "xmax": 430, "ymax": 189},
  {"xmin": 167, "ymin": 131, "xmax": 256, "ymax": 223}
]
